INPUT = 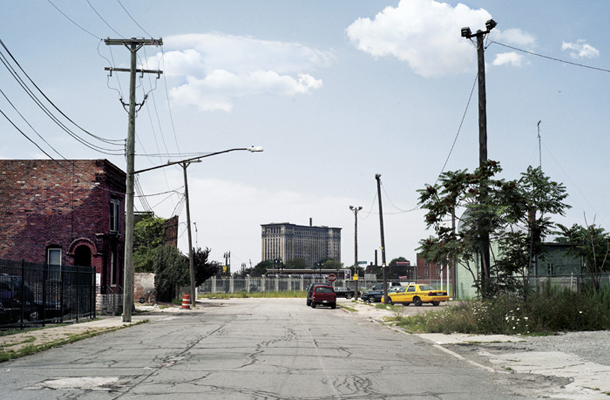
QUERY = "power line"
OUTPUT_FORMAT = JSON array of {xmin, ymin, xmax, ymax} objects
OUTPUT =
[
  {"xmin": 0, "ymin": 40, "xmax": 124, "ymax": 150},
  {"xmin": 87, "ymin": 0, "xmax": 124, "ymax": 38},
  {"xmin": 436, "ymin": 73, "xmax": 478, "ymax": 184},
  {"xmin": 489, "ymin": 41, "xmax": 610, "ymax": 74},
  {"xmin": 47, "ymin": 0, "xmax": 102, "ymax": 39},
  {"xmin": 117, "ymin": 0, "xmax": 153, "ymax": 37}
]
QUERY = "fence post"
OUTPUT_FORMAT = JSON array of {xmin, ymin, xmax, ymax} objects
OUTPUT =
[
  {"xmin": 275, "ymin": 275, "xmax": 279, "ymax": 292},
  {"xmin": 261, "ymin": 277, "xmax": 266, "ymax": 292},
  {"xmin": 300, "ymin": 276, "xmax": 304, "ymax": 291},
  {"xmin": 212, "ymin": 275, "xmax": 217, "ymax": 293},
  {"xmin": 20, "ymin": 260, "xmax": 25, "ymax": 329},
  {"xmin": 230, "ymin": 275, "xmax": 234, "ymax": 293}
]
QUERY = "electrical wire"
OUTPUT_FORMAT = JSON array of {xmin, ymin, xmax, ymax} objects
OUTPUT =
[
  {"xmin": 86, "ymin": 0, "xmax": 124, "ymax": 38},
  {"xmin": 1, "ymin": 39, "xmax": 124, "ymax": 146},
  {"xmin": 489, "ymin": 41, "xmax": 610, "ymax": 74},
  {"xmin": 117, "ymin": 0, "xmax": 153, "ymax": 37},
  {"xmin": 0, "ymin": 55, "xmax": 124, "ymax": 155},
  {"xmin": 47, "ymin": 0, "xmax": 102, "ymax": 40},
  {"xmin": 0, "ymin": 109, "xmax": 125, "ymax": 195},
  {"xmin": 435, "ymin": 73, "xmax": 478, "ymax": 184}
]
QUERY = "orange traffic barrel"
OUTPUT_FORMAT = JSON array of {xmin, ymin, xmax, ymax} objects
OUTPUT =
[{"xmin": 181, "ymin": 294, "xmax": 191, "ymax": 309}]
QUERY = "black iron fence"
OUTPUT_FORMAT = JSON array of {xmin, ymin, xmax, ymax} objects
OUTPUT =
[{"xmin": 0, "ymin": 258, "xmax": 96, "ymax": 329}]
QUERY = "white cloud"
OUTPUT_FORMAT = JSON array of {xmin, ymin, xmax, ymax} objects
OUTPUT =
[
  {"xmin": 562, "ymin": 40, "xmax": 600, "ymax": 59},
  {"xmin": 492, "ymin": 28, "xmax": 535, "ymax": 47},
  {"xmin": 346, "ymin": 0, "xmax": 537, "ymax": 77},
  {"xmin": 492, "ymin": 52, "xmax": 526, "ymax": 67},
  {"xmin": 346, "ymin": 0, "xmax": 493, "ymax": 77},
  {"xmin": 155, "ymin": 33, "xmax": 333, "ymax": 112}
]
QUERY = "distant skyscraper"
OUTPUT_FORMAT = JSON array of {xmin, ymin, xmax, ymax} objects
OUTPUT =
[{"xmin": 261, "ymin": 222, "xmax": 341, "ymax": 267}]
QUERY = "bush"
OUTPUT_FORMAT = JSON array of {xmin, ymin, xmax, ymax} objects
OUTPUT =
[{"xmin": 393, "ymin": 286, "xmax": 610, "ymax": 335}]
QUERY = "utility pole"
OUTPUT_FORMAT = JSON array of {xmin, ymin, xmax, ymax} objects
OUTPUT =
[
  {"xmin": 105, "ymin": 37, "xmax": 162, "ymax": 323},
  {"xmin": 375, "ymin": 174, "xmax": 388, "ymax": 303},
  {"xmin": 181, "ymin": 161, "xmax": 201, "ymax": 307},
  {"xmin": 538, "ymin": 120, "xmax": 542, "ymax": 169},
  {"xmin": 349, "ymin": 205, "xmax": 362, "ymax": 300},
  {"xmin": 461, "ymin": 20, "xmax": 496, "ymax": 298}
]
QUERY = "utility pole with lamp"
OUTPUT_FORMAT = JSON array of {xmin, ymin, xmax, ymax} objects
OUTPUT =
[
  {"xmin": 133, "ymin": 146, "xmax": 263, "ymax": 307},
  {"xmin": 349, "ymin": 205, "xmax": 362, "ymax": 300},
  {"xmin": 104, "ymin": 37, "xmax": 163, "ymax": 323},
  {"xmin": 461, "ymin": 19, "xmax": 497, "ymax": 297}
]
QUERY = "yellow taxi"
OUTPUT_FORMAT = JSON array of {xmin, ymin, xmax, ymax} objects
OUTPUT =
[{"xmin": 381, "ymin": 284, "xmax": 449, "ymax": 306}]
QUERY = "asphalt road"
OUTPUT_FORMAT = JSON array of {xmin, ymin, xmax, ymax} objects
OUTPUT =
[{"xmin": 0, "ymin": 298, "xmax": 552, "ymax": 399}]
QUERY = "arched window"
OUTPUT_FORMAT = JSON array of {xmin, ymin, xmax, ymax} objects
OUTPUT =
[{"xmin": 74, "ymin": 245, "xmax": 92, "ymax": 267}]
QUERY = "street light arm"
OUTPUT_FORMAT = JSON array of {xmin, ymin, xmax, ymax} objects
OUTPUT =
[{"xmin": 133, "ymin": 146, "xmax": 263, "ymax": 174}]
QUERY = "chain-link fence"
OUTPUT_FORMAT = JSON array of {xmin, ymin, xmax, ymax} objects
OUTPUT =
[{"xmin": 198, "ymin": 276, "xmax": 452, "ymax": 294}]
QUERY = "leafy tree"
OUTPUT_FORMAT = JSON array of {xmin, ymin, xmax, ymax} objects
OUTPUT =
[
  {"xmin": 286, "ymin": 258, "xmax": 308, "ymax": 269},
  {"xmin": 323, "ymin": 259, "xmax": 343, "ymax": 270},
  {"xmin": 556, "ymin": 222, "xmax": 610, "ymax": 290},
  {"xmin": 134, "ymin": 215, "xmax": 166, "ymax": 272},
  {"xmin": 389, "ymin": 257, "xmax": 409, "ymax": 279},
  {"xmin": 193, "ymin": 247, "xmax": 221, "ymax": 286},
  {"xmin": 243, "ymin": 260, "xmax": 274, "ymax": 277},
  {"xmin": 418, "ymin": 161, "xmax": 569, "ymax": 298},
  {"xmin": 153, "ymin": 244, "xmax": 188, "ymax": 302}
]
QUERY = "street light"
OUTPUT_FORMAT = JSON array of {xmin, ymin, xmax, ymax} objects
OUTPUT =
[
  {"xmin": 349, "ymin": 205, "xmax": 362, "ymax": 300},
  {"xmin": 461, "ymin": 19, "xmax": 497, "ymax": 297},
  {"xmin": 132, "ymin": 146, "xmax": 263, "ymax": 308}
]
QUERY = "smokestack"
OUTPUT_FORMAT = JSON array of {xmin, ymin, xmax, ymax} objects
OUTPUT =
[{"xmin": 309, "ymin": 218, "xmax": 312, "ymax": 227}]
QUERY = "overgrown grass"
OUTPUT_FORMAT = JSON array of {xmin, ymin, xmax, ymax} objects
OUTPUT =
[
  {"xmin": 392, "ymin": 285, "xmax": 610, "ymax": 335},
  {"xmin": 199, "ymin": 291, "xmax": 306, "ymax": 299}
]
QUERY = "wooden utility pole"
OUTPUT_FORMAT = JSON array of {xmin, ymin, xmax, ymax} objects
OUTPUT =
[
  {"xmin": 461, "ymin": 20, "xmax": 496, "ymax": 298},
  {"xmin": 375, "ymin": 174, "xmax": 388, "ymax": 303},
  {"xmin": 105, "ymin": 37, "xmax": 162, "ymax": 322}
]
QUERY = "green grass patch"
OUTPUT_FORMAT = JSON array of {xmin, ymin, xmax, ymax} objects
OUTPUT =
[
  {"xmin": 390, "ymin": 286, "xmax": 610, "ymax": 335},
  {"xmin": 339, "ymin": 304, "xmax": 358, "ymax": 312}
]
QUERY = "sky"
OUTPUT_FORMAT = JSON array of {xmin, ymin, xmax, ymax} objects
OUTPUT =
[{"xmin": 1, "ymin": 0, "xmax": 610, "ymax": 272}]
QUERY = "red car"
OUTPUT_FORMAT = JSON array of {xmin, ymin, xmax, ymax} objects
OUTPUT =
[{"xmin": 310, "ymin": 285, "xmax": 337, "ymax": 309}]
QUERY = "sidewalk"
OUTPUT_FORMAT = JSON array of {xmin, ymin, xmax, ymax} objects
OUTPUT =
[
  {"xmin": 0, "ymin": 302, "xmax": 198, "ymax": 356},
  {"xmin": 343, "ymin": 299, "xmax": 610, "ymax": 399}
]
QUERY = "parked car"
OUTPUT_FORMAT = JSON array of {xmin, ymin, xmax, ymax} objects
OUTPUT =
[
  {"xmin": 382, "ymin": 284, "xmax": 449, "ymax": 306},
  {"xmin": 0, "ymin": 274, "xmax": 39, "ymax": 323},
  {"xmin": 310, "ymin": 285, "xmax": 337, "ymax": 309},
  {"xmin": 370, "ymin": 282, "xmax": 402, "ymax": 291},
  {"xmin": 306, "ymin": 282, "xmax": 328, "ymax": 306},
  {"xmin": 361, "ymin": 286, "xmax": 402, "ymax": 303},
  {"xmin": 333, "ymin": 287, "xmax": 360, "ymax": 299}
]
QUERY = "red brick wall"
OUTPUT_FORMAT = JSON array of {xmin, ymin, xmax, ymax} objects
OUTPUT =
[
  {"xmin": 0, "ymin": 159, "xmax": 126, "ymax": 292},
  {"xmin": 415, "ymin": 254, "xmax": 451, "ymax": 283}
]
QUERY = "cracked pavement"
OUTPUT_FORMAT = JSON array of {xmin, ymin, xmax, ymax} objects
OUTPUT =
[{"xmin": 0, "ymin": 298, "xmax": 607, "ymax": 399}]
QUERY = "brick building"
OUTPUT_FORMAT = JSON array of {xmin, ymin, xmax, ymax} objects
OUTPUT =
[
  {"xmin": 415, "ymin": 253, "xmax": 452, "ymax": 284},
  {"xmin": 0, "ymin": 159, "xmax": 126, "ymax": 294}
]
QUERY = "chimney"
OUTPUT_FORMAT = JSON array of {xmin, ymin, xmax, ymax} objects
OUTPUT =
[{"xmin": 309, "ymin": 218, "xmax": 312, "ymax": 227}]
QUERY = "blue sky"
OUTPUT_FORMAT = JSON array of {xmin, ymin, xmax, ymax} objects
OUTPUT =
[{"xmin": 1, "ymin": 1, "xmax": 609, "ymax": 271}]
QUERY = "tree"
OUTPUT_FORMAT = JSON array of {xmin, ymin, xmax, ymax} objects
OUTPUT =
[
  {"xmin": 418, "ymin": 161, "xmax": 569, "ymax": 298},
  {"xmin": 133, "ymin": 215, "xmax": 167, "ymax": 272},
  {"xmin": 323, "ymin": 259, "xmax": 343, "ymax": 270},
  {"xmin": 193, "ymin": 247, "xmax": 221, "ymax": 286},
  {"xmin": 244, "ymin": 260, "xmax": 274, "ymax": 277},
  {"xmin": 153, "ymin": 244, "xmax": 188, "ymax": 302},
  {"xmin": 286, "ymin": 258, "xmax": 308, "ymax": 269},
  {"xmin": 389, "ymin": 257, "xmax": 409, "ymax": 279},
  {"xmin": 556, "ymin": 222, "xmax": 610, "ymax": 290}
]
